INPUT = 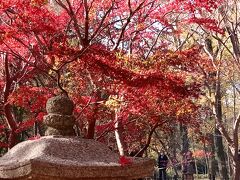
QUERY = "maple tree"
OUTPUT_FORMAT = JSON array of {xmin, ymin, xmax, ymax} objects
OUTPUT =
[
  {"xmin": 68, "ymin": 45, "xmax": 207, "ymax": 155},
  {"xmin": 0, "ymin": 0, "xmax": 71, "ymax": 147}
]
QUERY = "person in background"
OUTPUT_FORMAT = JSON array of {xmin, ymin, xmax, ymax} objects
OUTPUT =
[
  {"xmin": 238, "ymin": 149, "xmax": 240, "ymax": 161},
  {"xmin": 157, "ymin": 151, "xmax": 168, "ymax": 180},
  {"xmin": 182, "ymin": 151, "xmax": 195, "ymax": 180}
]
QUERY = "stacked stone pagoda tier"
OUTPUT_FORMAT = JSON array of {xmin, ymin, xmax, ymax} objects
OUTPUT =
[
  {"xmin": 44, "ymin": 95, "xmax": 75, "ymax": 136},
  {"xmin": 0, "ymin": 95, "xmax": 154, "ymax": 180}
]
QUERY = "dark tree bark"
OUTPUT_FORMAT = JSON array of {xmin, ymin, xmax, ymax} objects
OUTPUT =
[
  {"xmin": 180, "ymin": 124, "xmax": 189, "ymax": 154},
  {"xmin": 214, "ymin": 81, "xmax": 229, "ymax": 180}
]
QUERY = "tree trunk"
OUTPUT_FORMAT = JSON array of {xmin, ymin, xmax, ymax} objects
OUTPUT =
[
  {"xmin": 208, "ymin": 134, "xmax": 217, "ymax": 180},
  {"xmin": 168, "ymin": 126, "xmax": 179, "ymax": 178},
  {"xmin": 227, "ymin": 147, "xmax": 233, "ymax": 178},
  {"xmin": 214, "ymin": 128, "xmax": 229, "ymax": 179},
  {"xmin": 214, "ymin": 80, "xmax": 229, "ymax": 180},
  {"xmin": 232, "ymin": 157, "xmax": 240, "ymax": 180},
  {"xmin": 4, "ymin": 104, "xmax": 18, "ymax": 148},
  {"xmin": 86, "ymin": 105, "xmax": 98, "ymax": 139},
  {"xmin": 180, "ymin": 124, "xmax": 189, "ymax": 153},
  {"xmin": 3, "ymin": 53, "xmax": 19, "ymax": 148},
  {"xmin": 114, "ymin": 112, "xmax": 128, "ymax": 156}
]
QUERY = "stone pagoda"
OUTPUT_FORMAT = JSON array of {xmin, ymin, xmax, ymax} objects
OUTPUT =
[{"xmin": 0, "ymin": 95, "xmax": 154, "ymax": 179}]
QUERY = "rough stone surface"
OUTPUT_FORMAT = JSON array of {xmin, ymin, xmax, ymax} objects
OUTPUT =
[
  {"xmin": 43, "ymin": 95, "xmax": 76, "ymax": 136},
  {"xmin": 43, "ymin": 114, "xmax": 75, "ymax": 129},
  {"xmin": 46, "ymin": 95, "xmax": 74, "ymax": 115},
  {"xmin": 44, "ymin": 127, "xmax": 75, "ymax": 136},
  {"xmin": 0, "ymin": 136, "xmax": 155, "ymax": 179}
]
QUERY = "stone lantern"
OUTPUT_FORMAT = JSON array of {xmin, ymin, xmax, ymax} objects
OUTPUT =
[{"xmin": 0, "ymin": 95, "xmax": 154, "ymax": 179}]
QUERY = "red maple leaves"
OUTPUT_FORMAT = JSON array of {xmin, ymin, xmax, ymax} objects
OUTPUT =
[
  {"xmin": 119, "ymin": 156, "xmax": 133, "ymax": 166},
  {"xmin": 0, "ymin": 0, "xmax": 218, "ymax": 150}
]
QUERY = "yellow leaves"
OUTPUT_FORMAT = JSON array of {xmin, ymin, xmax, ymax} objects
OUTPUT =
[
  {"xmin": 105, "ymin": 96, "xmax": 122, "ymax": 110},
  {"xmin": 136, "ymin": 23, "xmax": 145, "ymax": 31},
  {"xmin": 201, "ymin": 121, "xmax": 215, "ymax": 134},
  {"xmin": 185, "ymin": 75, "xmax": 195, "ymax": 86},
  {"xmin": 30, "ymin": 0, "xmax": 48, "ymax": 7},
  {"xmin": 176, "ymin": 108, "xmax": 193, "ymax": 117},
  {"xmin": 89, "ymin": 9, "xmax": 96, "ymax": 20},
  {"xmin": 197, "ymin": 94, "xmax": 214, "ymax": 106},
  {"xmin": 188, "ymin": 128, "xmax": 198, "ymax": 138},
  {"xmin": 115, "ymin": 51, "xmax": 125, "ymax": 61}
]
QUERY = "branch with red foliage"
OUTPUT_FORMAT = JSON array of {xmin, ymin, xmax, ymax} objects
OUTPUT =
[{"xmin": 134, "ymin": 122, "xmax": 159, "ymax": 157}]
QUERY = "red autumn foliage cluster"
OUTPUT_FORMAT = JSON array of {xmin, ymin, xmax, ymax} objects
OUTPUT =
[{"xmin": 0, "ymin": 0, "xmax": 220, "ymax": 152}]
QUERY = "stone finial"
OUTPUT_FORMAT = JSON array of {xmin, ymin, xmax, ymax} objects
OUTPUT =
[{"xmin": 43, "ymin": 95, "xmax": 75, "ymax": 136}]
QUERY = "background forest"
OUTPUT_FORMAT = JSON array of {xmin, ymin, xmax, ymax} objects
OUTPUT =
[{"xmin": 0, "ymin": 0, "xmax": 240, "ymax": 179}]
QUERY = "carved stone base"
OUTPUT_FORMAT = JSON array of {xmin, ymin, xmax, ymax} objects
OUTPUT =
[{"xmin": 0, "ymin": 137, "xmax": 154, "ymax": 179}]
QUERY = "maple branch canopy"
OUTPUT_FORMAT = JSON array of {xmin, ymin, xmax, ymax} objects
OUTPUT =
[{"xmin": 0, "ymin": 0, "xmax": 222, "ymax": 148}]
